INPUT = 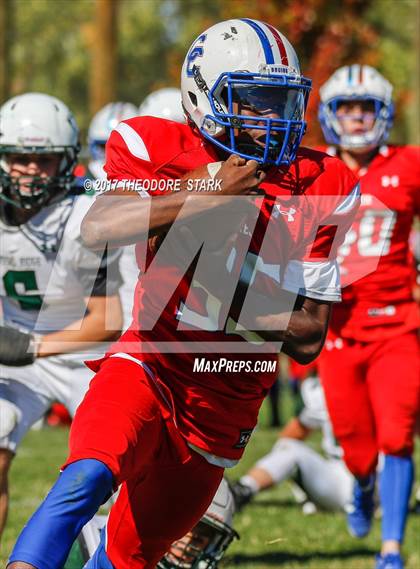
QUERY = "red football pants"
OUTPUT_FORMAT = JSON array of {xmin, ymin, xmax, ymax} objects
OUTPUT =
[
  {"xmin": 319, "ymin": 331, "xmax": 420, "ymax": 478},
  {"xmin": 64, "ymin": 357, "xmax": 224, "ymax": 569}
]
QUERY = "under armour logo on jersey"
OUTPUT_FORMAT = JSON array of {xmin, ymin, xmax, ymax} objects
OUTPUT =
[
  {"xmin": 325, "ymin": 338, "xmax": 344, "ymax": 351},
  {"xmin": 273, "ymin": 205, "xmax": 296, "ymax": 222},
  {"xmin": 234, "ymin": 428, "xmax": 254, "ymax": 449},
  {"xmin": 381, "ymin": 175, "xmax": 399, "ymax": 188}
]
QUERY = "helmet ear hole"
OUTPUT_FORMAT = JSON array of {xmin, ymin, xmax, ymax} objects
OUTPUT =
[{"xmin": 188, "ymin": 91, "xmax": 198, "ymax": 107}]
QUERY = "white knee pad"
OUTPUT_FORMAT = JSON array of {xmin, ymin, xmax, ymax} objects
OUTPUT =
[
  {"xmin": 256, "ymin": 438, "xmax": 303, "ymax": 483},
  {"xmin": 0, "ymin": 399, "xmax": 20, "ymax": 439}
]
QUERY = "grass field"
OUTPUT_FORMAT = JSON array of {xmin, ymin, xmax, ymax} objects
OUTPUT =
[{"xmin": 1, "ymin": 397, "xmax": 419, "ymax": 569}]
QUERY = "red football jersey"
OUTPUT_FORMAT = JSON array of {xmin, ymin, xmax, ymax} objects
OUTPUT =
[
  {"xmin": 323, "ymin": 145, "xmax": 420, "ymax": 342},
  {"xmin": 103, "ymin": 117, "xmax": 359, "ymax": 460}
]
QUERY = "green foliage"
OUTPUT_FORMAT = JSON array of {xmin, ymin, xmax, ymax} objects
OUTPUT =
[
  {"xmin": 364, "ymin": 0, "xmax": 419, "ymax": 144},
  {"xmin": 117, "ymin": 0, "xmax": 173, "ymax": 104},
  {"xmin": 10, "ymin": 0, "xmax": 93, "ymax": 131},
  {"xmin": 4, "ymin": 0, "xmax": 419, "ymax": 142}
]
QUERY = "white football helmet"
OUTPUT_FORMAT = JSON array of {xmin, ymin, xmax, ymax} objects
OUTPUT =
[
  {"xmin": 0, "ymin": 92, "xmax": 80, "ymax": 209},
  {"xmin": 158, "ymin": 478, "xmax": 238, "ymax": 569},
  {"xmin": 87, "ymin": 101, "xmax": 138, "ymax": 163},
  {"xmin": 139, "ymin": 88, "xmax": 185, "ymax": 123},
  {"xmin": 181, "ymin": 19, "xmax": 311, "ymax": 166},
  {"xmin": 318, "ymin": 64, "xmax": 394, "ymax": 150}
]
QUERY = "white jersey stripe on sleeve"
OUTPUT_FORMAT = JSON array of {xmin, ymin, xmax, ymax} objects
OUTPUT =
[
  {"xmin": 115, "ymin": 122, "xmax": 151, "ymax": 162},
  {"xmin": 282, "ymin": 259, "xmax": 341, "ymax": 301},
  {"xmin": 333, "ymin": 182, "xmax": 360, "ymax": 215}
]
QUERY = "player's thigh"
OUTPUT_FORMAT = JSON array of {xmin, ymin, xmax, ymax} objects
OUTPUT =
[
  {"xmin": 0, "ymin": 378, "xmax": 50, "ymax": 453},
  {"xmin": 106, "ymin": 450, "xmax": 224, "ymax": 569},
  {"xmin": 63, "ymin": 365, "xmax": 94, "ymax": 417},
  {"xmin": 367, "ymin": 331, "xmax": 420, "ymax": 454},
  {"xmin": 33, "ymin": 356, "xmax": 94, "ymax": 417},
  {"xmin": 319, "ymin": 341, "xmax": 374, "ymax": 441},
  {"xmin": 319, "ymin": 341, "xmax": 380, "ymax": 476},
  {"xmin": 296, "ymin": 444, "xmax": 350, "ymax": 510},
  {"xmin": 65, "ymin": 357, "xmax": 164, "ymax": 483}
]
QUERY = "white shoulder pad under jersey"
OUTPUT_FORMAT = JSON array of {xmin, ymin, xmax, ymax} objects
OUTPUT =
[
  {"xmin": 60, "ymin": 194, "xmax": 119, "ymax": 271},
  {"xmin": 0, "ymin": 194, "xmax": 119, "ymax": 333}
]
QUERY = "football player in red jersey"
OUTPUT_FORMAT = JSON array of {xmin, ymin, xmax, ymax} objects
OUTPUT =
[
  {"xmin": 317, "ymin": 64, "xmax": 420, "ymax": 569},
  {"xmin": 8, "ymin": 20, "xmax": 360, "ymax": 569}
]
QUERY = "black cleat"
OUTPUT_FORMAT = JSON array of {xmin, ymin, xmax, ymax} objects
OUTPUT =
[{"xmin": 229, "ymin": 480, "xmax": 254, "ymax": 513}]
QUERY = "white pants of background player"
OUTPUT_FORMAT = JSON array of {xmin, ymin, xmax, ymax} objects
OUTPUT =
[
  {"xmin": 0, "ymin": 355, "xmax": 93, "ymax": 451},
  {"xmin": 256, "ymin": 437, "xmax": 353, "ymax": 511}
]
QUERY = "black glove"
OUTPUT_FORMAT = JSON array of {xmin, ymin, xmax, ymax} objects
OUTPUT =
[{"xmin": 0, "ymin": 325, "xmax": 37, "ymax": 366}]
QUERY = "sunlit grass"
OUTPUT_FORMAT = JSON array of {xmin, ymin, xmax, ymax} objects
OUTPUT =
[{"xmin": 1, "ymin": 395, "xmax": 419, "ymax": 568}]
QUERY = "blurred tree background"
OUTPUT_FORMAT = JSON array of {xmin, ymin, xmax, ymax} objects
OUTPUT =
[{"xmin": 0, "ymin": 0, "xmax": 418, "ymax": 146}]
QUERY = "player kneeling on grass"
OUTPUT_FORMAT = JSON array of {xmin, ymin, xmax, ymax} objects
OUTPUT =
[
  {"xmin": 8, "ymin": 19, "xmax": 360, "ymax": 569},
  {"xmin": 0, "ymin": 93, "xmax": 122, "ymax": 541},
  {"xmin": 231, "ymin": 375, "xmax": 354, "ymax": 514}
]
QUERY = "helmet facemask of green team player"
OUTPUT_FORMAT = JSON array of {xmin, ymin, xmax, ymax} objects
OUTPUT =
[{"xmin": 0, "ymin": 92, "xmax": 80, "ymax": 215}]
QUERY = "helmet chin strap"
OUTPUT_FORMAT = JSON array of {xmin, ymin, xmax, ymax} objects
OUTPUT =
[{"xmin": 234, "ymin": 131, "xmax": 282, "ymax": 162}]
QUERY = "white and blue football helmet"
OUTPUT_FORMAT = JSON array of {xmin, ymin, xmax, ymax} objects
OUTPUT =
[
  {"xmin": 139, "ymin": 88, "xmax": 185, "ymax": 124},
  {"xmin": 88, "ymin": 102, "xmax": 138, "ymax": 163},
  {"xmin": 0, "ymin": 92, "xmax": 80, "ymax": 210},
  {"xmin": 318, "ymin": 64, "xmax": 394, "ymax": 150},
  {"xmin": 181, "ymin": 19, "xmax": 311, "ymax": 167}
]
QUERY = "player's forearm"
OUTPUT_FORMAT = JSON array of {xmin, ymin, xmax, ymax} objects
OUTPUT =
[
  {"xmin": 37, "ymin": 304, "xmax": 122, "ymax": 357},
  {"xmin": 37, "ymin": 325, "xmax": 120, "ymax": 357},
  {"xmin": 81, "ymin": 156, "xmax": 264, "ymax": 250},
  {"xmin": 81, "ymin": 192, "xmax": 225, "ymax": 249},
  {"xmin": 253, "ymin": 306, "xmax": 329, "ymax": 365},
  {"xmin": 81, "ymin": 192, "xmax": 183, "ymax": 249}
]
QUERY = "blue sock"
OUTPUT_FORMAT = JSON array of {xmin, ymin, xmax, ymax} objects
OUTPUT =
[
  {"xmin": 8, "ymin": 459, "xmax": 114, "ymax": 569},
  {"xmin": 84, "ymin": 529, "xmax": 114, "ymax": 568},
  {"xmin": 380, "ymin": 454, "xmax": 414, "ymax": 542}
]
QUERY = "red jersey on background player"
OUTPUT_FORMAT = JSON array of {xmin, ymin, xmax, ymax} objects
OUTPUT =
[
  {"xmin": 317, "ymin": 64, "xmax": 420, "ymax": 569},
  {"xmin": 8, "ymin": 20, "xmax": 359, "ymax": 569},
  {"xmin": 329, "ymin": 145, "xmax": 419, "ymax": 342}
]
